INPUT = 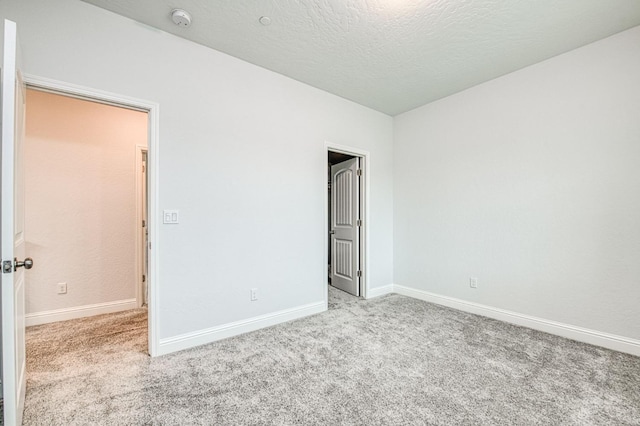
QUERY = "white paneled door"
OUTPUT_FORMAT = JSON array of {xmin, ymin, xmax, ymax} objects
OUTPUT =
[
  {"xmin": 330, "ymin": 158, "xmax": 360, "ymax": 296},
  {"xmin": 1, "ymin": 19, "xmax": 28, "ymax": 426}
]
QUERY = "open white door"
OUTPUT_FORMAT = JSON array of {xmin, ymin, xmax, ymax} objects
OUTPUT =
[
  {"xmin": 330, "ymin": 157, "xmax": 360, "ymax": 296},
  {"xmin": 1, "ymin": 19, "xmax": 28, "ymax": 426}
]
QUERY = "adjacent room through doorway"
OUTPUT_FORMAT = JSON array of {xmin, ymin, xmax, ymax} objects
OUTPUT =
[{"xmin": 23, "ymin": 88, "xmax": 149, "ymax": 350}]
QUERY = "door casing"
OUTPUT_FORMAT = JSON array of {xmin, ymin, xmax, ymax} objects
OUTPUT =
[
  {"xmin": 324, "ymin": 142, "xmax": 370, "ymax": 305},
  {"xmin": 24, "ymin": 74, "xmax": 161, "ymax": 356},
  {"xmin": 136, "ymin": 145, "xmax": 149, "ymax": 308}
]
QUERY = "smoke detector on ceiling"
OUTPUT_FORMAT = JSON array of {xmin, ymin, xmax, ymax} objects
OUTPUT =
[{"xmin": 171, "ymin": 9, "xmax": 192, "ymax": 28}]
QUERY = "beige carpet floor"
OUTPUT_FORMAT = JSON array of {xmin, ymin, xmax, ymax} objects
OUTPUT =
[{"xmin": 21, "ymin": 287, "xmax": 640, "ymax": 425}]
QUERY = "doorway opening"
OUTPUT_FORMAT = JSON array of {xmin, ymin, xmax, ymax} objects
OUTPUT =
[
  {"xmin": 22, "ymin": 80, "xmax": 157, "ymax": 356},
  {"xmin": 326, "ymin": 145, "xmax": 368, "ymax": 301}
]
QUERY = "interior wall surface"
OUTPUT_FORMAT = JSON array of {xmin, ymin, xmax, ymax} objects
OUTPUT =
[
  {"xmin": 24, "ymin": 89, "xmax": 148, "ymax": 315},
  {"xmin": 393, "ymin": 26, "xmax": 640, "ymax": 340},
  {"xmin": 0, "ymin": 0, "xmax": 394, "ymax": 342}
]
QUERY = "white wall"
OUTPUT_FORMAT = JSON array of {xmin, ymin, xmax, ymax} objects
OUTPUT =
[
  {"xmin": 11, "ymin": 0, "xmax": 635, "ymax": 354},
  {"xmin": 1, "ymin": 0, "xmax": 393, "ymax": 346},
  {"xmin": 24, "ymin": 89, "xmax": 147, "ymax": 316},
  {"xmin": 394, "ymin": 26, "xmax": 640, "ymax": 341}
]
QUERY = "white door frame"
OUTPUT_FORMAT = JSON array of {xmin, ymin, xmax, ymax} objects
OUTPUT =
[
  {"xmin": 324, "ymin": 141, "xmax": 370, "ymax": 305},
  {"xmin": 135, "ymin": 145, "xmax": 148, "ymax": 308},
  {"xmin": 23, "ymin": 74, "xmax": 160, "ymax": 357}
]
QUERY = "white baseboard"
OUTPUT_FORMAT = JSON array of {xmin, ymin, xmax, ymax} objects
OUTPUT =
[
  {"xmin": 26, "ymin": 298, "xmax": 138, "ymax": 327},
  {"xmin": 366, "ymin": 284, "xmax": 394, "ymax": 299},
  {"xmin": 158, "ymin": 301, "xmax": 326, "ymax": 356},
  {"xmin": 393, "ymin": 284, "xmax": 640, "ymax": 357}
]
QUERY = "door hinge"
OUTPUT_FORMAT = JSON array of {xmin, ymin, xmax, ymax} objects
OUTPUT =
[
  {"xmin": 357, "ymin": 168, "xmax": 362, "ymax": 176},
  {"xmin": 2, "ymin": 260, "xmax": 13, "ymax": 274},
  {"xmin": 357, "ymin": 270, "xmax": 362, "ymax": 278},
  {"xmin": 356, "ymin": 219, "xmax": 362, "ymax": 227},
  {"xmin": 142, "ymin": 220, "xmax": 146, "ymax": 228},
  {"xmin": 142, "ymin": 275, "xmax": 146, "ymax": 283}
]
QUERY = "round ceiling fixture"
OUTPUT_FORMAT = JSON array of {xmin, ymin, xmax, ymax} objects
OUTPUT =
[
  {"xmin": 171, "ymin": 9, "xmax": 192, "ymax": 27},
  {"xmin": 259, "ymin": 16, "xmax": 272, "ymax": 26}
]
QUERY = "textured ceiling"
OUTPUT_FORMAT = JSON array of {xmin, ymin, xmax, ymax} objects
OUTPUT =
[{"xmin": 81, "ymin": 0, "xmax": 640, "ymax": 116}]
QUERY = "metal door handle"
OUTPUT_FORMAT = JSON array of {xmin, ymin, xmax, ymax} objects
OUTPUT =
[
  {"xmin": 330, "ymin": 230, "xmax": 335, "ymax": 234},
  {"xmin": 14, "ymin": 257, "xmax": 33, "ymax": 271}
]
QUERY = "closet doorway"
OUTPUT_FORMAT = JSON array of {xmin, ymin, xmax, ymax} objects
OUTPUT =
[{"xmin": 326, "ymin": 144, "xmax": 369, "ymax": 299}]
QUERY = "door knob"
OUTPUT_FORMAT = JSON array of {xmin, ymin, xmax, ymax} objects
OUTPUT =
[
  {"xmin": 14, "ymin": 257, "xmax": 33, "ymax": 271},
  {"xmin": 330, "ymin": 230, "xmax": 335, "ymax": 234}
]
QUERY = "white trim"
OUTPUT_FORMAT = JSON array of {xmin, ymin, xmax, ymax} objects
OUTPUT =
[
  {"xmin": 366, "ymin": 284, "xmax": 394, "ymax": 299},
  {"xmin": 158, "ymin": 301, "xmax": 326, "ymax": 356},
  {"xmin": 23, "ymin": 74, "xmax": 161, "ymax": 356},
  {"xmin": 325, "ymin": 142, "xmax": 371, "ymax": 303},
  {"xmin": 146, "ymin": 91, "xmax": 160, "ymax": 358},
  {"xmin": 24, "ymin": 75, "xmax": 150, "ymax": 112},
  {"xmin": 394, "ymin": 284, "xmax": 640, "ymax": 357},
  {"xmin": 134, "ymin": 145, "xmax": 148, "ymax": 308},
  {"xmin": 25, "ymin": 299, "xmax": 138, "ymax": 326}
]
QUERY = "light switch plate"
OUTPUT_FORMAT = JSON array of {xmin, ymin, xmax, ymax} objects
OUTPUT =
[{"xmin": 163, "ymin": 209, "xmax": 179, "ymax": 224}]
